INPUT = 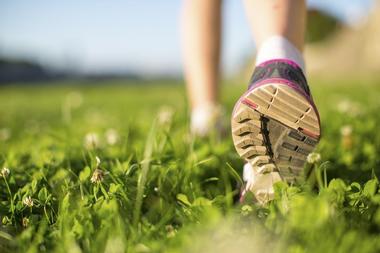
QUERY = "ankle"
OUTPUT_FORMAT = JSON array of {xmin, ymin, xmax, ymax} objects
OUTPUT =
[{"xmin": 256, "ymin": 35, "xmax": 305, "ymax": 72}]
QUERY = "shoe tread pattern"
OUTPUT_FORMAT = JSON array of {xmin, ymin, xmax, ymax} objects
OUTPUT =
[{"xmin": 232, "ymin": 83, "xmax": 320, "ymax": 182}]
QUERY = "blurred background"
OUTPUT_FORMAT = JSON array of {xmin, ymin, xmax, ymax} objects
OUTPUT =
[{"xmin": 0, "ymin": 0, "xmax": 379, "ymax": 84}]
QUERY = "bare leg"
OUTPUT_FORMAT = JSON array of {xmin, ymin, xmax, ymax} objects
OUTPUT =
[
  {"xmin": 182, "ymin": 0, "xmax": 222, "ymax": 110},
  {"xmin": 244, "ymin": 0, "xmax": 306, "ymax": 52}
]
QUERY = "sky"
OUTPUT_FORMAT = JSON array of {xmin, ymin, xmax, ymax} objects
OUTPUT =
[{"xmin": 0, "ymin": 0, "xmax": 375, "ymax": 76}]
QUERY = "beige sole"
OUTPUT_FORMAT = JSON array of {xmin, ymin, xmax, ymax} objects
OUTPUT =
[{"xmin": 232, "ymin": 83, "xmax": 320, "ymax": 182}]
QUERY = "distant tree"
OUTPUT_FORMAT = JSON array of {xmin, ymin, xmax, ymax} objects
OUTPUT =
[
  {"xmin": 0, "ymin": 58, "xmax": 48, "ymax": 84},
  {"xmin": 306, "ymin": 9, "xmax": 343, "ymax": 43}
]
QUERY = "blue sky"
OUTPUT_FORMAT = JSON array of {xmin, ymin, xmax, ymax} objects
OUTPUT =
[{"xmin": 0, "ymin": 0, "xmax": 374, "ymax": 75}]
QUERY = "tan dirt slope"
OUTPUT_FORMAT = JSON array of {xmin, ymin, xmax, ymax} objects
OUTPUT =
[{"xmin": 305, "ymin": 2, "xmax": 380, "ymax": 77}]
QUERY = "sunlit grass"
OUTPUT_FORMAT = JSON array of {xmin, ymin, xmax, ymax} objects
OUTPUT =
[{"xmin": 0, "ymin": 78, "xmax": 380, "ymax": 252}]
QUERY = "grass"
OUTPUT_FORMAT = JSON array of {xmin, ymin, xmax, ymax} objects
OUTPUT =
[{"xmin": 0, "ymin": 78, "xmax": 380, "ymax": 253}]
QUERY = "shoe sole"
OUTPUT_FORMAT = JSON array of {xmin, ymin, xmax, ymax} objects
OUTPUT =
[{"xmin": 231, "ymin": 82, "xmax": 321, "ymax": 183}]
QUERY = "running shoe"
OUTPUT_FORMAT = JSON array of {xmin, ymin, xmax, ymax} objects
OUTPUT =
[{"xmin": 231, "ymin": 59, "xmax": 321, "ymax": 203}]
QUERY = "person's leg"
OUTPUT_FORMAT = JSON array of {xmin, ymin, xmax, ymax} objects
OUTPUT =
[
  {"xmin": 244, "ymin": 0, "xmax": 306, "ymax": 70},
  {"xmin": 234, "ymin": 0, "xmax": 321, "ymax": 204},
  {"xmin": 182, "ymin": 0, "xmax": 222, "ymax": 136},
  {"xmin": 244, "ymin": 0, "xmax": 306, "ymax": 52}
]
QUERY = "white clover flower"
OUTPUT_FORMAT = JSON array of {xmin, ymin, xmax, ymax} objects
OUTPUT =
[
  {"xmin": 90, "ymin": 169, "xmax": 106, "ymax": 184},
  {"xmin": 1, "ymin": 167, "xmax": 10, "ymax": 178},
  {"xmin": 105, "ymin": 128, "xmax": 119, "ymax": 145},
  {"xmin": 23, "ymin": 196, "xmax": 34, "ymax": 207},
  {"xmin": 337, "ymin": 99, "xmax": 361, "ymax": 117},
  {"xmin": 84, "ymin": 132, "xmax": 100, "ymax": 149},
  {"xmin": 22, "ymin": 217, "xmax": 30, "ymax": 227},
  {"xmin": 0, "ymin": 128, "xmax": 11, "ymax": 141},
  {"xmin": 158, "ymin": 106, "xmax": 174, "ymax": 125},
  {"xmin": 340, "ymin": 125, "xmax": 353, "ymax": 149},
  {"xmin": 337, "ymin": 99, "xmax": 351, "ymax": 113},
  {"xmin": 340, "ymin": 125, "xmax": 353, "ymax": 136},
  {"xmin": 95, "ymin": 156, "xmax": 101, "ymax": 167},
  {"xmin": 65, "ymin": 91, "xmax": 83, "ymax": 109},
  {"xmin": 307, "ymin": 152, "xmax": 321, "ymax": 164}
]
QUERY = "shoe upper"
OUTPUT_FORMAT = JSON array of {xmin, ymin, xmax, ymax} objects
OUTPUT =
[
  {"xmin": 249, "ymin": 59, "xmax": 311, "ymax": 98},
  {"xmin": 246, "ymin": 58, "xmax": 320, "ymax": 129}
]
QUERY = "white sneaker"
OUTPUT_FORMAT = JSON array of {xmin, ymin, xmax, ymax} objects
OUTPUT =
[{"xmin": 190, "ymin": 103, "xmax": 225, "ymax": 137}]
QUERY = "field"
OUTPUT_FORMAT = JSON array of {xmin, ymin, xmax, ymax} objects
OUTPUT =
[{"xmin": 0, "ymin": 78, "xmax": 380, "ymax": 253}]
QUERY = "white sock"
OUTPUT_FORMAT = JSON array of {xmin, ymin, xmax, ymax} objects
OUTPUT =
[{"xmin": 255, "ymin": 35, "xmax": 305, "ymax": 72}]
